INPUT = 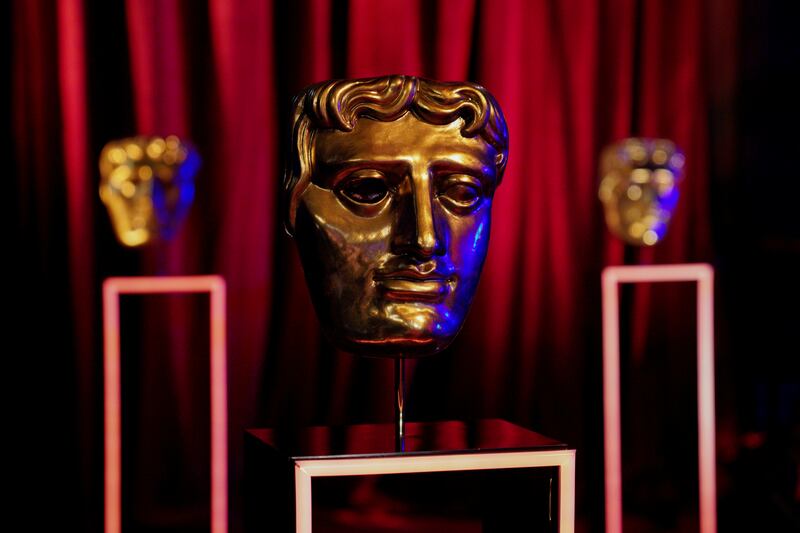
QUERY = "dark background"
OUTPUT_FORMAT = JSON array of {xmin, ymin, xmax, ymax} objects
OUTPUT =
[{"xmin": 9, "ymin": 0, "xmax": 799, "ymax": 531}]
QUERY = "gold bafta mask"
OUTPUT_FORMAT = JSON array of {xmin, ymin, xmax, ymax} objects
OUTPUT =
[
  {"xmin": 285, "ymin": 76, "xmax": 509, "ymax": 357},
  {"xmin": 99, "ymin": 135, "xmax": 200, "ymax": 247},
  {"xmin": 598, "ymin": 138, "xmax": 685, "ymax": 246}
]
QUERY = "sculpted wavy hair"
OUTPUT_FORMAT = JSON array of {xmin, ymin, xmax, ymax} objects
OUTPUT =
[{"xmin": 284, "ymin": 75, "xmax": 509, "ymax": 232}]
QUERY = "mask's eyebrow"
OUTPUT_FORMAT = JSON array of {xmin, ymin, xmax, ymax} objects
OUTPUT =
[
  {"xmin": 323, "ymin": 158, "xmax": 407, "ymax": 171},
  {"xmin": 313, "ymin": 159, "xmax": 410, "ymax": 187},
  {"xmin": 430, "ymin": 156, "xmax": 497, "ymax": 185}
]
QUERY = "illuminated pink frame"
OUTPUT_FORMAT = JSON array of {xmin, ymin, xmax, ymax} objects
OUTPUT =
[
  {"xmin": 294, "ymin": 449, "xmax": 576, "ymax": 533},
  {"xmin": 103, "ymin": 276, "xmax": 228, "ymax": 533},
  {"xmin": 601, "ymin": 264, "xmax": 716, "ymax": 533}
]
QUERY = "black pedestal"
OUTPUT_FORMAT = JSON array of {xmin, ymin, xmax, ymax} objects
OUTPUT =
[{"xmin": 244, "ymin": 419, "xmax": 575, "ymax": 532}]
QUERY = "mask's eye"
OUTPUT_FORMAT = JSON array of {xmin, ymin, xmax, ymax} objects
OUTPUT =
[
  {"xmin": 338, "ymin": 171, "xmax": 389, "ymax": 205},
  {"xmin": 439, "ymin": 179, "xmax": 483, "ymax": 210}
]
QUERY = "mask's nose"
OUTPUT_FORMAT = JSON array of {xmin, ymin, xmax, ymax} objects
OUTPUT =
[{"xmin": 391, "ymin": 170, "xmax": 444, "ymax": 259}]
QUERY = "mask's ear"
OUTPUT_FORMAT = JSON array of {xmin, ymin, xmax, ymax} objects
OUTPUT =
[
  {"xmin": 283, "ymin": 184, "xmax": 296, "ymax": 238},
  {"xmin": 283, "ymin": 150, "xmax": 299, "ymax": 238},
  {"xmin": 284, "ymin": 92, "xmax": 314, "ymax": 239},
  {"xmin": 284, "ymin": 180, "xmax": 303, "ymax": 238},
  {"xmin": 283, "ymin": 136, "xmax": 310, "ymax": 238},
  {"xmin": 495, "ymin": 152, "xmax": 507, "ymax": 184}
]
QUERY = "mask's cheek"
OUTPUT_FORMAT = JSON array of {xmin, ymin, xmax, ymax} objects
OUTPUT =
[
  {"xmin": 301, "ymin": 187, "xmax": 393, "ymax": 276},
  {"xmin": 448, "ymin": 209, "xmax": 492, "ymax": 284},
  {"xmin": 296, "ymin": 187, "xmax": 397, "ymax": 328}
]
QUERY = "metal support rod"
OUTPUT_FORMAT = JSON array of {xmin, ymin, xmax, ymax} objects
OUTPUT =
[{"xmin": 394, "ymin": 357, "xmax": 405, "ymax": 451}]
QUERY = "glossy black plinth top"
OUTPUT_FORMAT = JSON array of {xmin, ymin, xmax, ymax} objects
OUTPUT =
[{"xmin": 247, "ymin": 419, "xmax": 566, "ymax": 460}]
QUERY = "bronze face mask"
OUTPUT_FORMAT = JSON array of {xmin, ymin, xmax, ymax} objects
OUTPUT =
[
  {"xmin": 285, "ymin": 76, "xmax": 509, "ymax": 357},
  {"xmin": 99, "ymin": 135, "xmax": 200, "ymax": 247},
  {"xmin": 598, "ymin": 138, "xmax": 684, "ymax": 246}
]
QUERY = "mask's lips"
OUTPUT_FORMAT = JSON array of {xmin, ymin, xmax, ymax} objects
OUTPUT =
[{"xmin": 373, "ymin": 267, "xmax": 454, "ymax": 302}]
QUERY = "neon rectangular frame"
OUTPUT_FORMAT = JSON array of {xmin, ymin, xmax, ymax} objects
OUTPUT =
[
  {"xmin": 103, "ymin": 275, "xmax": 228, "ymax": 533},
  {"xmin": 294, "ymin": 449, "xmax": 576, "ymax": 533},
  {"xmin": 601, "ymin": 263, "xmax": 716, "ymax": 533}
]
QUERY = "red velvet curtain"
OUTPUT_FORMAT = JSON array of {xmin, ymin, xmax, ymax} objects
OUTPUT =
[{"xmin": 12, "ymin": 0, "xmax": 727, "ymax": 530}]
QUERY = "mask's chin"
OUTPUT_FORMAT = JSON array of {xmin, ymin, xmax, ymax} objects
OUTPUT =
[{"xmin": 322, "ymin": 305, "xmax": 458, "ymax": 358}]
